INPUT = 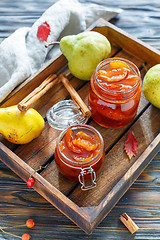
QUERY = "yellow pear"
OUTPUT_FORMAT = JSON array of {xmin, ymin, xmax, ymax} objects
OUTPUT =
[
  {"xmin": 143, "ymin": 64, "xmax": 160, "ymax": 109},
  {"xmin": 0, "ymin": 105, "xmax": 45, "ymax": 144}
]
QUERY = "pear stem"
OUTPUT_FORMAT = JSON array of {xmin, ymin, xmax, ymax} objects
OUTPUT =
[
  {"xmin": 45, "ymin": 41, "xmax": 60, "ymax": 48},
  {"xmin": 142, "ymin": 62, "xmax": 148, "ymax": 72}
]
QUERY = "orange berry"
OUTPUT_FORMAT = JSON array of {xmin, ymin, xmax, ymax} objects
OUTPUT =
[
  {"xmin": 26, "ymin": 219, "xmax": 35, "ymax": 228},
  {"xmin": 22, "ymin": 233, "xmax": 31, "ymax": 240}
]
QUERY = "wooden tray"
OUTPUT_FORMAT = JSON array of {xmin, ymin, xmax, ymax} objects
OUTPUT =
[{"xmin": 0, "ymin": 18, "xmax": 159, "ymax": 234}]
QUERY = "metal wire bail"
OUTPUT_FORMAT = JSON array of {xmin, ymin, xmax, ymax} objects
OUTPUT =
[{"xmin": 78, "ymin": 167, "xmax": 96, "ymax": 190}]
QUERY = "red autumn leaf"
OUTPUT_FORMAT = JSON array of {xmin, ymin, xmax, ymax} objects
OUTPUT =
[
  {"xmin": 37, "ymin": 21, "xmax": 51, "ymax": 41},
  {"xmin": 124, "ymin": 131, "xmax": 138, "ymax": 160}
]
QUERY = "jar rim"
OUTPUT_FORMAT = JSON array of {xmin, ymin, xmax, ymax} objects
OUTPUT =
[
  {"xmin": 57, "ymin": 124, "xmax": 104, "ymax": 167},
  {"xmin": 94, "ymin": 57, "xmax": 141, "ymax": 95}
]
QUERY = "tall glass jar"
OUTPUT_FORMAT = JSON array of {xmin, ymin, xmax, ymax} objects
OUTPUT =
[
  {"xmin": 55, "ymin": 124, "xmax": 105, "ymax": 190},
  {"xmin": 88, "ymin": 57, "xmax": 142, "ymax": 128}
]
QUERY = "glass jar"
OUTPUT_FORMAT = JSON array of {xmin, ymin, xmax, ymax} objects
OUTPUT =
[
  {"xmin": 46, "ymin": 100, "xmax": 88, "ymax": 130},
  {"xmin": 55, "ymin": 124, "xmax": 105, "ymax": 190},
  {"xmin": 88, "ymin": 57, "xmax": 142, "ymax": 128}
]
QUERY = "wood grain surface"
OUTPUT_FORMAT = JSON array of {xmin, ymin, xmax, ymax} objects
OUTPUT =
[{"xmin": 0, "ymin": 0, "xmax": 160, "ymax": 239}]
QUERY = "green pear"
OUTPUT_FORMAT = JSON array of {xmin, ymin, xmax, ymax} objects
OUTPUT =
[
  {"xmin": 60, "ymin": 31, "xmax": 111, "ymax": 80},
  {"xmin": 143, "ymin": 64, "xmax": 160, "ymax": 109}
]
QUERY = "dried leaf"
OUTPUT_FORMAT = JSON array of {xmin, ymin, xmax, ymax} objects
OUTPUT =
[
  {"xmin": 125, "ymin": 131, "xmax": 138, "ymax": 160},
  {"xmin": 37, "ymin": 21, "xmax": 51, "ymax": 41}
]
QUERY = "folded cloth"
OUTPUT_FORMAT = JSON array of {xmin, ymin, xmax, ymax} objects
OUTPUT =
[{"xmin": 0, "ymin": 0, "xmax": 122, "ymax": 103}]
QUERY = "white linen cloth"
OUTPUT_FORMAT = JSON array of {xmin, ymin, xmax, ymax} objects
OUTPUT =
[{"xmin": 0, "ymin": 0, "xmax": 122, "ymax": 103}]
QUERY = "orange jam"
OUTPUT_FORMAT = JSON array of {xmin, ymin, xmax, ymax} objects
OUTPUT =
[
  {"xmin": 55, "ymin": 125, "xmax": 104, "ymax": 188},
  {"xmin": 88, "ymin": 58, "xmax": 142, "ymax": 128}
]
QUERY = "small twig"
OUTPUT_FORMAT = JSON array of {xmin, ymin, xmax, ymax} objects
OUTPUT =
[
  {"xmin": 0, "ymin": 227, "xmax": 21, "ymax": 239},
  {"xmin": 142, "ymin": 62, "xmax": 148, "ymax": 72},
  {"xmin": 30, "ymin": 163, "xmax": 49, "ymax": 178},
  {"xmin": 45, "ymin": 41, "xmax": 60, "ymax": 48},
  {"xmin": 3, "ymin": 224, "xmax": 26, "ymax": 229},
  {"xmin": 36, "ymin": 164, "xmax": 49, "ymax": 172}
]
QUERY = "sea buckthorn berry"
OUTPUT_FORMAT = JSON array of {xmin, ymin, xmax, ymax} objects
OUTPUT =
[
  {"xmin": 22, "ymin": 233, "xmax": 31, "ymax": 240},
  {"xmin": 26, "ymin": 219, "xmax": 35, "ymax": 228}
]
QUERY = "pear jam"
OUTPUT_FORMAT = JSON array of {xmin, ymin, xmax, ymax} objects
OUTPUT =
[
  {"xmin": 55, "ymin": 125, "xmax": 105, "ymax": 190},
  {"xmin": 88, "ymin": 58, "xmax": 142, "ymax": 128}
]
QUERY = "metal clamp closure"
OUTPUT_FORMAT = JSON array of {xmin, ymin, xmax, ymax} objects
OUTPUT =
[{"xmin": 78, "ymin": 167, "xmax": 96, "ymax": 190}]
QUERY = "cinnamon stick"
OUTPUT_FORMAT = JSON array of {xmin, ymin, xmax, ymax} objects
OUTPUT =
[
  {"xmin": 59, "ymin": 74, "xmax": 91, "ymax": 119},
  {"xmin": 18, "ymin": 74, "xmax": 58, "ymax": 112},
  {"xmin": 119, "ymin": 213, "xmax": 139, "ymax": 234}
]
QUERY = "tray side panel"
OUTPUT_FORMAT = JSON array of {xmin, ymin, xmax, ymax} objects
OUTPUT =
[
  {"xmin": 0, "ymin": 142, "xmax": 93, "ymax": 234},
  {"xmin": 89, "ymin": 134, "xmax": 160, "ymax": 233},
  {"xmin": 93, "ymin": 19, "xmax": 160, "ymax": 66}
]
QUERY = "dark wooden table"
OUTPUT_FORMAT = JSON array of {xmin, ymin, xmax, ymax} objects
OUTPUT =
[{"xmin": 0, "ymin": 0, "xmax": 160, "ymax": 239}]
